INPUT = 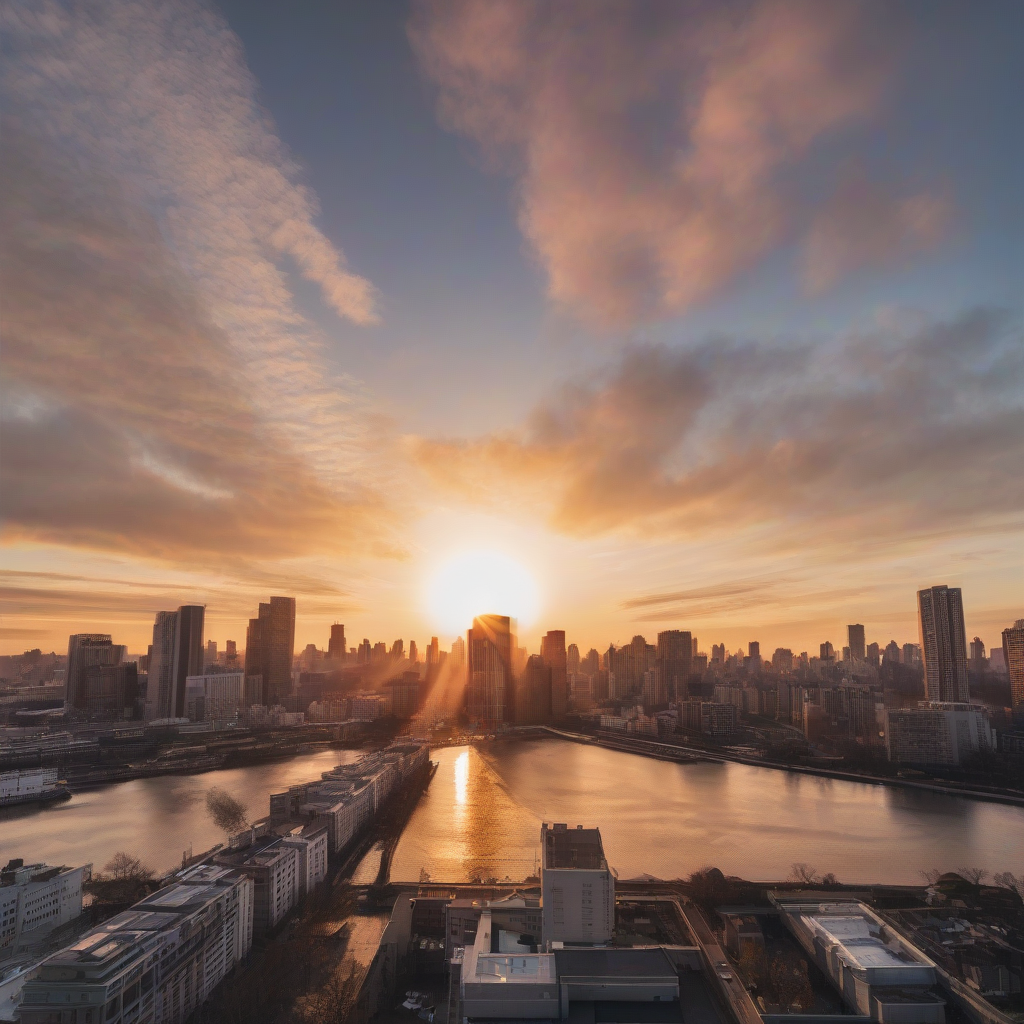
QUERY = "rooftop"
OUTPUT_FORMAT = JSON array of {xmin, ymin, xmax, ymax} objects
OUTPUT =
[
  {"xmin": 542, "ymin": 823, "xmax": 607, "ymax": 871},
  {"xmin": 555, "ymin": 947, "xmax": 677, "ymax": 979}
]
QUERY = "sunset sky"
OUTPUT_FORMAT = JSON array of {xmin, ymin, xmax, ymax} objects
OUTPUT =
[{"xmin": 2, "ymin": 0, "xmax": 1022, "ymax": 658}]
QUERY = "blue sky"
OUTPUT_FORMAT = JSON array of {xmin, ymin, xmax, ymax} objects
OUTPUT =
[{"xmin": 1, "ymin": 0, "xmax": 1021, "ymax": 656}]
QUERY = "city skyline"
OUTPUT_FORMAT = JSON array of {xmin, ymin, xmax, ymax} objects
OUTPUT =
[{"xmin": 2, "ymin": 2, "xmax": 1022, "ymax": 659}]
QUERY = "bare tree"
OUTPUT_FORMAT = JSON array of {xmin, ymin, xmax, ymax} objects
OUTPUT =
[
  {"xmin": 993, "ymin": 872, "xmax": 1022, "ymax": 896},
  {"xmin": 820, "ymin": 872, "xmax": 839, "ymax": 887},
  {"xmin": 957, "ymin": 866, "xmax": 989, "ymax": 887},
  {"xmin": 206, "ymin": 787, "xmax": 250, "ymax": 835},
  {"xmin": 790, "ymin": 863, "xmax": 819, "ymax": 885},
  {"xmin": 920, "ymin": 869, "xmax": 942, "ymax": 886},
  {"xmin": 86, "ymin": 851, "xmax": 155, "ymax": 905}
]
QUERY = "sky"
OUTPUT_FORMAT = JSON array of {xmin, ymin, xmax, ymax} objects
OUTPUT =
[{"xmin": 1, "ymin": 0, "xmax": 1022, "ymax": 659}]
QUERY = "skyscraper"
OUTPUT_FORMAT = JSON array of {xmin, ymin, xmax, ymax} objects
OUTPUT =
[
  {"xmin": 409, "ymin": 640, "xmax": 418, "ymax": 664},
  {"xmin": 1002, "ymin": 619, "xmax": 1024, "ymax": 717},
  {"xmin": 516, "ymin": 654, "xmax": 551, "ymax": 725},
  {"xmin": 541, "ymin": 630, "xmax": 568, "ymax": 719},
  {"xmin": 450, "ymin": 635, "xmax": 466, "ymax": 670},
  {"xmin": 243, "ymin": 597, "xmax": 296, "ymax": 707},
  {"xmin": 847, "ymin": 624, "xmax": 866, "ymax": 662},
  {"xmin": 66, "ymin": 634, "xmax": 129, "ymax": 714},
  {"xmin": 467, "ymin": 614, "xmax": 513, "ymax": 727},
  {"xmin": 426, "ymin": 637, "xmax": 440, "ymax": 666},
  {"xmin": 969, "ymin": 637, "xmax": 986, "ymax": 669},
  {"xmin": 657, "ymin": 630, "xmax": 692, "ymax": 700},
  {"xmin": 918, "ymin": 585, "xmax": 969, "ymax": 703},
  {"xmin": 328, "ymin": 623, "xmax": 346, "ymax": 663},
  {"xmin": 567, "ymin": 643, "xmax": 580, "ymax": 675},
  {"xmin": 144, "ymin": 606, "xmax": 204, "ymax": 720}
]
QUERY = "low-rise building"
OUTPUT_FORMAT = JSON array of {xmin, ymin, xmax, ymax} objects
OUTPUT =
[
  {"xmin": 774, "ymin": 897, "xmax": 945, "ymax": 1023},
  {"xmin": 0, "ymin": 860, "xmax": 91, "ymax": 951},
  {"xmin": 19, "ymin": 864, "xmax": 253, "ymax": 1024}
]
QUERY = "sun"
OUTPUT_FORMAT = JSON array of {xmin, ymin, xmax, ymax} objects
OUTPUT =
[{"xmin": 426, "ymin": 550, "xmax": 541, "ymax": 635}]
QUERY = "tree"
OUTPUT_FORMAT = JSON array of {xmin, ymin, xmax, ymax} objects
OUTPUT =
[
  {"xmin": 993, "ymin": 872, "xmax": 1022, "ymax": 897},
  {"xmin": 920, "ymin": 869, "xmax": 942, "ymax": 886},
  {"xmin": 86, "ymin": 852, "xmax": 155, "ymax": 905},
  {"xmin": 957, "ymin": 866, "xmax": 989, "ymax": 887},
  {"xmin": 206, "ymin": 787, "xmax": 250, "ymax": 835},
  {"xmin": 790, "ymin": 863, "xmax": 819, "ymax": 885},
  {"xmin": 820, "ymin": 872, "xmax": 839, "ymax": 888}
]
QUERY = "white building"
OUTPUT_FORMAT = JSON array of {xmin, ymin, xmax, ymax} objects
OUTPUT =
[
  {"xmin": 0, "ymin": 860, "xmax": 90, "ymax": 951},
  {"xmin": 19, "ymin": 865, "xmax": 252, "ymax": 1024},
  {"xmin": 540, "ymin": 823, "xmax": 615, "ymax": 947},
  {"xmin": 184, "ymin": 671, "xmax": 244, "ymax": 721},
  {"xmin": 885, "ymin": 702, "xmax": 995, "ymax": 765}
]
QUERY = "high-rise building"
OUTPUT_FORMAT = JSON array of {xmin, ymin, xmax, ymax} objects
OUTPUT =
[
  {"xmin": 66, "ymin": 634, "xmax": 125, "ymax": 713},
  {"xmin": 450, "ymin": 635, "xmax": 466, "ymax": 669},
  {"xmin": 467, "ymin": 615, "xmax": 513, "ymax": 727},
  {"xmin": 328, "ymin": 623, "xmax": 346, "ymax": 663},
  {"xmin": 541, "ymin": 630, "xmax": 568, "ymax": 719},
  {"xmin": 1002, "ymin": 619, "xmax": 1024, "ymax": 716},
  {"xmin": 205, "ymin": 640, "xmax": 218, "ymax": 667},
  {"xmin": 711, "ymin": 643, "xmax": 725, "ymax": 664},
  {"xmin": 847, "ymin": 624, "xmax": 866, "ymax": 662},
  {"xmin": 918, "ymin": 585, "xmax": 969, "ymax": 703},
  {"xmin": 409, "ymin": 640, "xmax": 418, "ymax": 664},
  {"xmin": 567, "ymin": 643, "xmax": 580, "ymax": 675},
  {"xmin": 820, "ymin": 641, "xmax": 835, "ymax": 662},
  {"xmin": 426, "ymin": 637, "xmax": 440, "ymax": 666},
  {"xmin": 866, "ymin": 642, "xmax": 880, "ymax": 667},
  {"xmin": 540, "ymin": 823, "xmax": 615, "ymax": 945},
  {"xmin": 144, "ymin": 606, "xmax": 205, "ymax": 721},
  {"xmin": 657, "ymin": 630, "xmax": 692, "ymax": 700},
  {"xmin": 582, "ymin": 648, "xmax": 600, "ymax": 676},
  {"xmin": 243, "ymin": 597, "xmax": 295, "ymax": 707},
  {"xmin": 968, "ymin": 637, "xmax": 985, "ymax": 669},
  {"xmin": 516, "ymin": 655, "xmax": 552, "ymax": 725}
]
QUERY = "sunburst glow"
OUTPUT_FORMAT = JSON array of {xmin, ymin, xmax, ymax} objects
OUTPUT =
[{"xmin": 426, "ymin": 550, "xmax": 541, "ymax": 635}]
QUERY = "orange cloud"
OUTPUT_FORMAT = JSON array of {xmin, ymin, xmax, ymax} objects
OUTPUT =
[
  {"xmin": 414, "ymin": 310, "xmax": 1024, "ymax": 550},
  {"xmin": 410, "ymin": 0, "xmax": 938, "ymax": 326}
]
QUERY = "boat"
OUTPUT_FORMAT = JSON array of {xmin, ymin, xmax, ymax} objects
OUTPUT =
[{"xmin": 0, "ymin": 767, "xmax": 71, "ymax": 808}]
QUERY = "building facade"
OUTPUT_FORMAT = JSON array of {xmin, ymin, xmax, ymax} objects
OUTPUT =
[
  {"xmin": 918, "ymin": 585, "xmax": 969, "ymax": 703},
  {"xmin": 1002, "ymin": 619, "xmax": 1024, "ymax": 718},
  {"xmin": 1, "ymin": 861, "xmax": 90, "ymax": 952},
  {"xmin": 540, "ymin": 823, "xmax": 615, "ymax": 946}
]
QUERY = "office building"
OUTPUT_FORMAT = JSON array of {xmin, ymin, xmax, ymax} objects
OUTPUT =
[
  {"xmin": 847, "ymin": 624, "xmax": 866, "ymax": 662},
  {"xmin": 467, "ymin": 615, "xmax": 514, "ymax": 728},
  {"xmin": 243, "ymin": 597, "xmax": 296, "ymax": 707},
  {"xmin": 866, "ymin": 642, "xmax": 880, "ymax": 667},
  {"xmin": 541, "ymin": 630, "xmax": 568, "ymax": 720},
  {"xmin": 426, "ymin": 636, "xmax": 440, "ymax": 666},
  {"xmin": 516, "ymin": 655, "xmax": 552, "ymax": 725},
  {"xmin": 450, "ymin": 635, "xmax": 466, "ymax": 670},
  {"xmin": 184, "ymin": 671, "xmax": 245, "ymax": 722},
  {"xmin": 144, "ymin": 606, "xmax": 204, "ymax": 721},
  {"xmin": 884, "ymin": 703, "xmax": 994, "ymax": 765},
  {"xmin": 19, "ymin": 865, "xmax": 253, "ymax": 1024},
  {"xmin": 566, "ymin": 644, "xmax": 580, "ymax": 675},
  {"xmin": 657, "ymin": 630, "xmax": 692, "ymax": 700},
  {"xmin": 1, "ymin": 860, "xmax": 91, "ymax": 951},
  {"xmin": 384, "ymin": 672, "xmax": 421, "ymax": 718},
  {"xmin": 918, "ymin": 585, "xmax": 969, "ymax": 702},
  {"xmin": 204, "ymin": 640, "xmax": 217, "ymax": 667},
  {"xmin": 540, "ymin": 823, "xmax": 615, "ymax": 946},
  {"xmin": 820, "ymin": 641, "xmax": 835, "ymax": 663},
  {"xmin": 1002, "ymin": 619, "xmax": 1024, "ymax": 716},
  {"xmin": 65, "ymin": 635, "xmax": 130, "ymax": 715},
  {"xmin": 327, "ymin": 623, "xmax": 346, "ymax": 663}
]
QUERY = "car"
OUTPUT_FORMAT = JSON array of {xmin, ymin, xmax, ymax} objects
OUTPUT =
[{"xmin": 715, "ymin": 961, "xmax": 733, "ymax": 981}]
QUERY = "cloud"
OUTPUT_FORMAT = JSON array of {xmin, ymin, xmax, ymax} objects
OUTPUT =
[
  {"xmin": 413, "ymin": 308, "xmax": 1024, "ymax": 551},
  {"xmin": 0, "ymin": 1, "xmax": 399, "ymax": 566},
  {"xmin": 410, "ymin": 0, "xmax": 944, "ymax": 326},
  {"xmin": 803, "ymin": 171, "xmax": 953, "ymax": 293}
]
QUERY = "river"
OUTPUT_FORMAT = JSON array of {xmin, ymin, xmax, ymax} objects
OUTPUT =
[{"xmin": 3, "ymin": 741, "xmax": 1022, "ymax": 884}]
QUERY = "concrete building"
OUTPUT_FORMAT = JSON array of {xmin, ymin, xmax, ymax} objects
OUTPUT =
[
  {"xmin": 184, "ymin": 671, "xmax": 244, "ymax": 722},
  {"xmin": 774, "ymin": 898, "xmax": 945, "ymax": 1023},
  {"xmin": 1001, "ymin": 619, "xmax": 1024, "ymax": 717},
  {"xmin": 657, "ymin": 630, "xmax": 693, "ymax": 701},
  {"xmin": 467, "ymin": 615, "xmax": 514, "ymax": 728},
  {"xmin": 65, "ymin": 635, "xmax": 132, "ymax": 716},
  {"xmin": 848, "ymin": 624, "xmax": 866, "ymax": 662},
  {"xmin": 540, "ymin": 824, "xmax": 615, "ymax": 947},
  {"xmin": 19, "ymin": 865, "xmax": 252, "ymax": 1024},
  {"xmin": 446, "ymin": 893, "xmax": 543, "ymax": 959},
  {"xmin": 145, "ymin": 607, "xmax": 205, "ymax": 722},
  {"xmin": 516, "ymin": 655, "xmax": 552, "ymax": 725},
  {"xmin": 0, "ymin": 861, "xmax": 90, "ymax": 952},
  {"xmin": 216, "ymin": 837, "xmax": 299, "ymax": 935},
  {"xmin": 885, "ymin": 703, "xmax": 995, "ymax": 766},
  {"xmin": 918, "ymin": 586, "xmax": 969, "ymax": 703},
  {"xmin": 243, "ymin": 596, "xmax": 296, "ymax": 707},
  {"xmin": 458, "ymin": 913, "xmax": 681, "ymax": 1021},
  {"xmin": 541, "ymin": 631, "xmax": 568, "ymax": 720}
]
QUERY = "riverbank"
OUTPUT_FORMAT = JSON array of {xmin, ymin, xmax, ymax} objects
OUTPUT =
[{"xmin": 537, "ymin": 726, "xmax": 1024, "ymax": 808}]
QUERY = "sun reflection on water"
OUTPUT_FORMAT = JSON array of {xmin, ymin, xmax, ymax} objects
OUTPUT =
[{"xmin": 454, "ymin": 750, "xmax": 469, "ymax": 805}]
